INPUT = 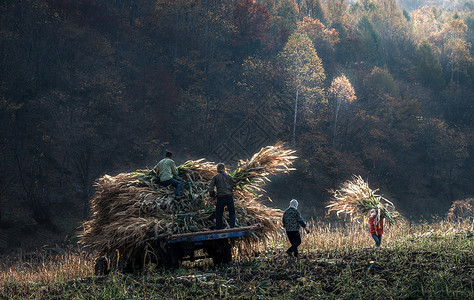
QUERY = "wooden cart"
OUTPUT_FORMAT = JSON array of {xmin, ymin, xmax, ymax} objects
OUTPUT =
[{"xmin": 94, "ymin": 225, "xmax": 261, "ymax": 274}]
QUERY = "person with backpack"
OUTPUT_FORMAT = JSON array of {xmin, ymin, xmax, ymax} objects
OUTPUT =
[
  {"xmin": 282, "ymin": 199, "xmax": 310, "ymax": 258},
  {"xmin": 209, "ymin": 163, "xmax": 236, "ymax": 229},
  {"xmin": 368, "ymin": 209, "xmax": 384, "ymax": 247}
]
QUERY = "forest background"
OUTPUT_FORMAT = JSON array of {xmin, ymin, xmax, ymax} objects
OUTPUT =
[{"xmin": 0, "ymin": 0, "xmax": 473, "ymax": 253}]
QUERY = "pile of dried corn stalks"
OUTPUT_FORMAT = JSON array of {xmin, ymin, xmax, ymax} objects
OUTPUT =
[
  {"xmin": 326, "ymin": 175, "xmax": 404, "ymax": 226},
  {"xmin": 447, "ymin": 198, "xmax": 474, "ymax": 221},
  {"xmin": 79, "ymin": 143, "xmax": 296, "ymax": 261}
]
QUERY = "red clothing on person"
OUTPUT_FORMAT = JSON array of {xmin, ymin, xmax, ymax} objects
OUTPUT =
[{"xmin": 368, "ymin": 216, "xmax": 384, "ymax": 235}]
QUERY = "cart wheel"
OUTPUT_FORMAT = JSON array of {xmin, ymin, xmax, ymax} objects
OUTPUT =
[
  {"xmin": 161, "ymin": 245, "xmax": 182, "ymax": 269},
  {"xmin": 169, "ymin": 251, "xmax": 180, "ymax": 269},
  {"xmin": 117, "ymin": 258, "xmax": 128, "ymax": 273},
  {"xmin": 210, "ymin": 240, "xmax": 232, "ymax": 265},
  {"xmin": 221, "ymin": 241, "xmax": 232, "ymax": 264},
  {"xmin": 94, "ymin": 257, "xmax": 109, "ymax": 276},
  {"xmin": 209, "ymin": 248, "xmax": 222, "ymax": 265}
]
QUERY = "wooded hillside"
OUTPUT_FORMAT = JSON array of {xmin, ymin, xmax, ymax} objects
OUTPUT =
[{"xmin": 0, "ymin": 0, "xmax": 473, "ymax": 251}]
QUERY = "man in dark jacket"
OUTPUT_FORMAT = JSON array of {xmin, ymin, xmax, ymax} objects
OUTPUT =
[
  {"xmin": 209, "ymin": 163, "xmax": 235, "ymax": 229},
  {"xmin": 282, "ymin": 199, "xmax": 309, "ymax": 257}
]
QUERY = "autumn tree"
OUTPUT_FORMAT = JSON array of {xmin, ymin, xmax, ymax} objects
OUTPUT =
[
  {"xmin": 328, "ymin": 75, "xmax": 356, "ymax": 148},
  {"xmin": 294, "ymin": 16, "xmax": 339, "ymax": 74},
  {"xmin": 296, "ymin": 16, "xmax": 339, "ymax": 49},
  {"xmin": 295, "ymin": 16, "xmax": 339, "ymax": 54},
  {"xmin": 441, "ymin": 18, "xmax": 472, "ymax": 84},
  {"xmin": 279, "ymin": 32, "xmax": 326, "ymax": 145},
  {"xmin": 411, "ymin": 6, "xmax": 441, "ymax": 45},
  {"xmin": 372, "ymin": 0, "xmax": 405, "ymax": 45},
  {"xmin": 233, "ymin": 0, "xmax": 271, "ymax": 57}
]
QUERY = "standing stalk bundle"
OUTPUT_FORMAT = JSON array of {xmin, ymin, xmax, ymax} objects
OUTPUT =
[
  {"xmin": 232, "ymin": 142, "xmax": 297, "ymax": 193},
  {"xmin": 446, "ymin": 198, "xmax": 474, "ymax": 221},
  {"xmin": 79, "ymin": 144, "xmax": 296, "ymax": 261},
  {"xmin": 326, "ymin": 175, "xmax": 404, "ymax": 226}
]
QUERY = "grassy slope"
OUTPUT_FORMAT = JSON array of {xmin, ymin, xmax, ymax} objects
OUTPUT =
[{"xmin": 1, "ymin": 221, "xmax": 473, "ymax": 299}]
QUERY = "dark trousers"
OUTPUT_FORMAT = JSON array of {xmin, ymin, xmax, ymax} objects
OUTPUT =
[
  {"xmin": 286, "ymin": 230, "xmax": 301, "ymax": 257},
  {"xmin": 215, "ymin": 195, "xmax": 235, "ymax": 229},
  {"xmin": 372, "ymin": 234, "xmax": 382, "ymax": 247},
  {"xmin": 161, "ymin": 178, "xmax": 183, "ymax": 196}
]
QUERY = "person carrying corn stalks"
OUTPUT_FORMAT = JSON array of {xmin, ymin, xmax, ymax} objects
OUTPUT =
[
  {"xmin": 368, "ymin": 209, "xmax": 384, "ymax": 247},
  {"xmin": 283, "ymin": 199, "xmax": 310, "ymax": 258},
  {"xmin": 154, "ymin": 151, "xmax": 183, "ymax": 199},
  {"xmin": 209, "ymin": 163, "xmax": 236, "ymax": 230}
]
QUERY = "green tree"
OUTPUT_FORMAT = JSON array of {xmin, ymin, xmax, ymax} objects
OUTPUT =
[
  {"xmin": 415, "ymin": 40, "xmax": 445, "ymax": 91},
  {"xmin": 363, "ymin": 67, "xmax": 399, "ymax": 111},
  {"xmin": 299, "ymin": 0, "xmax": 325, "ymax": 22},
  {"xmin": 356, "ymin": 16, "xmax": 382, "ymax": 64},
  {"xmin": 276, "ymin": 0, "xmax": 299, "ymax": 31},
  {"xmin": 295, "ymin": 16, "xmax": 339, "ymax": 50},
  {"xmin": 279, "ymin": 32, "xmax": 326, "ymax": 145}
]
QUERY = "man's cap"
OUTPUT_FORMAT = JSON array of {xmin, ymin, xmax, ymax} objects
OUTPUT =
[{"xmin": 217, "ymin": 163, "xmax": 225, "ymax": 172}]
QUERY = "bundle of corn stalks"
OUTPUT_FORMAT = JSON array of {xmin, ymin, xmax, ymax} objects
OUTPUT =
[
  {"xmin": 326, "ymin": 175, "xmax": 404, "ymax": 226},
  {"xmin": 447, "ymin": 198, "xmax": 474, "ymax": 221},
  {"xmin": 79, "ymin": 143, "xmax": 296, "ymax": 262},
  {"xmin": 231, "ymin": 144, "xmax": 297, "ymax": 192}
]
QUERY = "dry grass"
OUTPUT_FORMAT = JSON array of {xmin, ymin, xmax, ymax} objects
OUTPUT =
[
  {"xmin": 259, "ymin": 217, "xmax": 473, "ymax": 257},
  {"xmin": 0, "ymin": 220, "xmax": 474, "ymax": 286},
  {"xmin": 0, "ymin": 249, "xmax": 94, "ymax": 289},
  {"xmin": 1, "ymin": 218, "xmax": 472, "ymax": 299},
  {"xmin": 263, "ymin": 220, "xmax": 407, "ymax": 253}
]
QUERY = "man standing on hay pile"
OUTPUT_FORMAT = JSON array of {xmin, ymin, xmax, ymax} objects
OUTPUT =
[
  {"xmin": 209, "ymin": 163, "xmax": 236, "ymax": 229},
  {"xmin": 155, "ymin": 151, "xmax": 183, "ymax": 199}
]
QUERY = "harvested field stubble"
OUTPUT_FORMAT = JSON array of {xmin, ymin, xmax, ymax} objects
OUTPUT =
[{"xmin": 1, "ymin": 219, "xmax": 472, "ymax": 299}]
